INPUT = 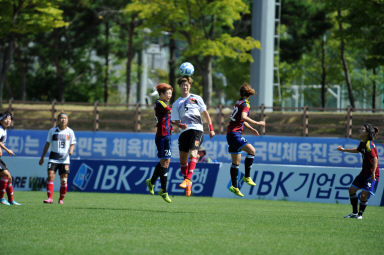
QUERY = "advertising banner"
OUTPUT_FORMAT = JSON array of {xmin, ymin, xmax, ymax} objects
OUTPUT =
[
  {"xmin": 214, "ymin": 163, "xmax": 384, "ymax": 206},
  {"xmin": 5, "ymin": 157, "xmax": 384, "ymax": 206},
  {"xmin": 68, "ymin": 159, "xmax": 220, "ymax": 197},
  {"xmin": 5, "ymin": 157, "xmax": 61, "ymax": 191},
  {"xmin": 7, "ymin": 130, "xmax": 384, "ymax": 167}
]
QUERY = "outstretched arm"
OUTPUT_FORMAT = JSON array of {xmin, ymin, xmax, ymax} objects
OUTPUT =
[
  {"xmin": 171, "ymin": 120, "xmax": 187, "ymax": 130},
  {"xmin": 337, "ymin": 146, "xmax": 359, "ymax": 153},
  {"xmin": 244, "ymin": 122, "xmax": 259, "ymax": 136},
  {"xmin": 202, "ymin": 110, "xmax": 215, "ymax": 138},
  {"xmin": 241, "ymin": 112, "xmax": 265, "ymax": 126},
  {"xmin": 0, "ymin": 142, "xmax": 15, "ymax": 156}
]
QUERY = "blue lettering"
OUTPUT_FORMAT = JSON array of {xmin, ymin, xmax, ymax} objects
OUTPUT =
[
  {"xmin": 274, "ymin": 172, "xmax": 294, "ymax": 196},
  {"xmin": 257, "ymin": 171, "xmax": 274, "ymax": 195}
]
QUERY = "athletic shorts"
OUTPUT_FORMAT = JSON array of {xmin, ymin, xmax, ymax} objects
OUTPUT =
[
  {"xmin": 178, "ymin": 129, "xmax": 203, "ymax": 153},
  {"xmin": 0, "ymin": 159, "xmax": 8, "ymax": 172},
  {"xmin": 227, "ymin": 132, "xmax": 248, "ymax": 154},
  {"xmin": 48, "ymin": 162, "xmax": 70, "ymax": 175},
  {"xmin": 155, "ymin": 135, "xmax": 172, "ymax": 159},
  {"xmin": 351, "ymin": 172, "xmax": 379, "ymax": 196}
]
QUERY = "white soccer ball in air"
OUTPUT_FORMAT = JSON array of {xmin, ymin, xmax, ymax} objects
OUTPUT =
[{"xmin": 179, "ymin": 62, "xmax": 194, "ymax": 76}]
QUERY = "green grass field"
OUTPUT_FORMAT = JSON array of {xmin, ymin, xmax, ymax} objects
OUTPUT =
[{"xmin": 2, "ymin": 191, "xmax": 384, "ymax": 255}]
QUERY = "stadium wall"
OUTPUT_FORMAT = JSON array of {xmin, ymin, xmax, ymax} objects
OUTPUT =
[{"xmin": 6, "ymin": 158, "xmax": 384, "ymax": 206}]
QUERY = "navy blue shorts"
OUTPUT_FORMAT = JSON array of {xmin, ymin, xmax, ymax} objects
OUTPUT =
[
  {"xmin": 351, "ymin": 173, "xmax": 379, "ymax": 196},
  {"xmin": 227, "ymin": 132, "xmax": 248, "ymax": 154},
  {"xmin": 155, "ymin": 135, "xmax": 172, "ymax": 159}
]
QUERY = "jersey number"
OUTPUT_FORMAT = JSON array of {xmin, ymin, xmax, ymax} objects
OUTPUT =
[
  {"xmin": 59, "ymin": 140, "xmax": 65, "ymax": 148},
  {"xmin": 230, "ymin": 106, "xmax": 239, "ymax": 121}
]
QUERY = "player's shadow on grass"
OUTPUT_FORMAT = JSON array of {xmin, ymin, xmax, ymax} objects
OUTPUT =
[{"xmin": 69, "ymin": 207, "xmax": 197, "ymax": 214}]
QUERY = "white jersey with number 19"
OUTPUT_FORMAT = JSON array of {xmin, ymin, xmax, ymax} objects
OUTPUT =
[{"xmin": 46, "ymin": 126, "xmax": 76, "ymax": 164}]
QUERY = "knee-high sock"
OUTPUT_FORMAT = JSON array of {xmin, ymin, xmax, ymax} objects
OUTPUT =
[
  {"xmin": 47, "ymin": 181, "xmax": 54, "ymax": 199},
  {"xmin": 151, "ymin": 163, "xmax": 161, "ymax": 184},
  {"xmin": 0, "ymin": 177, "xmax": 9, "ymax": 199},
  {"xmin": 359, "ymin": 200, "xmax": 368, "ymax": 216},
  {"xmin": 350, "ymin": 193, "xmax": 358, "ymax": 214},
  {"xmin": 186, "ymin": 157, "xmax": 198, "ymax": 180},
  {"xmin": 180, "ymin": 163, "xmax": 188, "ymax": 179},
  {"xmin": 159, "ymin": 166, "xmax": 168, "ymax": 193},
  {"xmin": 59, "ymin": 183, "xmax": 67, "ymax": 200},
  {"xmin": 244, "ymin": 154, "xmax": 254, "ymax": 178},
  {"xmin": 6, "ymin": 181, "xmax": 14, "ymax": 202},
  {"xmin": 230, "ymin": 164, "xmax": 240, "ymax": 188}
]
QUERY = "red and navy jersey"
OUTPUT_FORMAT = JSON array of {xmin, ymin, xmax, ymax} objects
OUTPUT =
[
  {"xmin": 154, "ymin": 99, "xmax": 173, "ymax": 136},
  {"xmin": 227, "ymin": 98, "xmax": 250, "ymax": 134},
  {"xmin": 357, "ymin": 140, "xmax": 380, "ymax": 178}
]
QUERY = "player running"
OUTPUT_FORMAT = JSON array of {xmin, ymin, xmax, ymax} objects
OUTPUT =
[
  {"xmin": 146, "ymin": 83, "xmax": 175, "ymax": 203},
  {"xmin": 171, "ymin": 76, "xmax": 215, "ymax": 197},
  {"xmin": 0, "ymin": 112, "xmax": 21, "ymax": 205},
  {"xmin": 227, "ymin": 83, "xmax": 265, "ymax": 197},
  {"xmin": 39, "ymin": 112, "xmax": 76, "ymax": 205},
  {"xmin": 338, "ymin": 123, "xmax": 380, "ymax": 219}
]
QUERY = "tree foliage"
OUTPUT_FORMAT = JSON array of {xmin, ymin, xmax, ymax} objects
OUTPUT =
[{"xmin": 126, "ymin": 0, "xmax": 260, "ymax": 106}]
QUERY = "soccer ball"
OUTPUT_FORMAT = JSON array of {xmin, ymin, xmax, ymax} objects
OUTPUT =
[{"xmin": 179, "ymin": 62, "xmax": 194, "ymax": 76}]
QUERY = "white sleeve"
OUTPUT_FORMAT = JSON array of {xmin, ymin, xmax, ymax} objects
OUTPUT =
[
  {"xmin": 171, "ymin": 101, "xmax": 180, "ymax": 121},
  {"xmin": 46, "ymin": 128, "xmax": 53, "ymax": 143},
  {"xmin": 196, "ymin": 95, "xmax": 207, "ymax": 113}
]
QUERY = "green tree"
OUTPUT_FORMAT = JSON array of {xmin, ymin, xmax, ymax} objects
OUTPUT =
[
  {"xmin": 0, "ymin": 0, "xmax": 67, "ymax": 104},
  {"xmin": 127, "ymin": 0, "xmax": 260, "ymax": 106}
]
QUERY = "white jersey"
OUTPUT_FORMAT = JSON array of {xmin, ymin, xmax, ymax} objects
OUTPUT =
[
  {"xmin": 46, "ymin": 126, "xmax": 76, "ymax": 164},
  {"xmin": 0, "ymin": 126, "xmax": 7, "ymax": 159},
  {"xmin": 0, "ymin": 126, "xmax": 7, "ymax": 145},
  {"xmin": 171, "ymin": 94, "xmax": 207, "ymax": 133}
]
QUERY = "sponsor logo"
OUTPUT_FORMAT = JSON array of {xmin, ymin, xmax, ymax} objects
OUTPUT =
[{"xmin": 72, "ymin": 163, "xmax": 94, "ymax": 191}]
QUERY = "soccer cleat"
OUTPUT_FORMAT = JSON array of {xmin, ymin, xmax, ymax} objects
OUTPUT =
[
  {"xmin": 43, "ymin": 198, "xmax": 53, "ymax": 204},
  {"xmin": 58, "ymin": 200, "xmax": 64, "ymax": 205},
  {"xmin": 356, "ymin": 215, "xmax": 363, "ymax": 220},
  {"xmin": 229, "ymin": 186, "xmax": 244, "ymax": 197},
  {"xmin": 185, "ymin": 179, "xmax": 192, "ymax": 197},
  {"xmin": 344, "ymin": 213, "xmax": 358, "ymax": 218},
  {"xmin": 179, "ymin": 179, "xmax": 187, "ymax": 189},
  {"xmin": 0, "ymin": 198, "xmax": 10, "ymax": 205},
  {"xmin": 9, "ymin": 200, "xmax": 21, "ymax": 205},
  {"xmin": 146, "ymin": 179, "xmax": 154, "ymax": 195},
  {"xmin": 242, "ymin": 176, "xmax": 256, "ymax": 186},
  {"xmin": 158, "ymin": 189, "xmax": 172, "ymax": 203}
]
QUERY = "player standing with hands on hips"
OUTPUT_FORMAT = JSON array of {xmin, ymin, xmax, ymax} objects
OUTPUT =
[
  {"xmin": 227, "ymin": 83, "xmax": 265, "ymax": 197},
  {"xmin": 39, "ymin": 112, "xmax": 76, "ymax": 204},
  {"xmin": 146, "ymin": 83, "xmax": 174, "ymax": 203},
  {"xmin": 0, "ymin": 112, "xmax": 21, "ymax": 205},
  {"xmin": 171, "ymin": 76, "xmax": 215, "ymax": 197},
  {"xmin": 338, "ymin": 123, "xmax": 380, "ymax": 219}
]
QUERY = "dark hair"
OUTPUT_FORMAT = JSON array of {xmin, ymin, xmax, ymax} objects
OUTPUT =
[
  {"xmin": 374, "ymin": 126, "xmax": 379, "ymax": 139},
  {"xmin": 240, "ymin": 83, "xmax": 255, "ymax": 98},
  {"xmin": 177, "ymin": 76, "xmax": 193, "ymax": 86},
  {"xmin": 57, "ymin": 112, "xmax": 68, "ymax": 119},
  {"xmin": 363, "ymin": 123, "xmax": 375, "ymax": 140},
  {"xmin": 156, "ymin": 83, "xmax": 173, "ymax": 94},
  {"xmin": 0, "ymin": 111, "xmax": 13, "ymax": 121}
]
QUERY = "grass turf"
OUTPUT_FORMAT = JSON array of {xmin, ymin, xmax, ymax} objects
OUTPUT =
[{"xmin": 1, "ymin": 191, "xmax": 384, "ymax": 255}]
